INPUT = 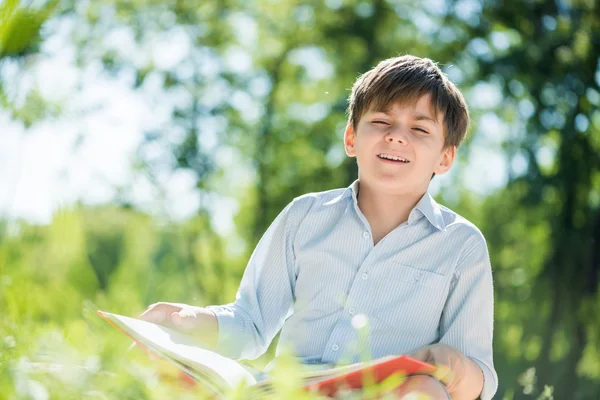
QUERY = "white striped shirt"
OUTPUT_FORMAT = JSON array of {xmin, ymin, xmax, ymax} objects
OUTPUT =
[{"xmin": 207, "ymin": 180, "xmax": 497, "ymax": 399}]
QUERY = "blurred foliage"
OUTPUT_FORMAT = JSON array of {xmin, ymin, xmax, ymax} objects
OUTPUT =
[
  {"xmin": 1, "ymin": 0, "xmax": 599, "ymax": 399},
  {"xmin": 456, "ymin": 1, "xmax": 600, "ymax": 398},
  {"xmin": 0, "ymin": 0, "xmax": 57, "ymax": 58},
  {"xmin": 0, "ymin": 207, "xmax": 416, "ymax": 399},
  {"xmin": 0, "ymin": 206, "xmax": 244, "ymax": 399},
  {"xmin": 0, "ymin": 0, "xmax": 61, "ymax": 127}
]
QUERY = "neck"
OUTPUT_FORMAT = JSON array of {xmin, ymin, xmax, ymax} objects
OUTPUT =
[{"xmin": 356, "ymin": 180, "xmax": 426, "ymax": 238}]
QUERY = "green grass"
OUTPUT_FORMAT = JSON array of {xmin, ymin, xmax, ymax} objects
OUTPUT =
[{"xmin": 0, "ymin": 208, "xmax": 427, "ymax": 399}]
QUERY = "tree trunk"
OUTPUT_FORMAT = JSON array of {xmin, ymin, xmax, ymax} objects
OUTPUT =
[
  {"xmin": 554, "ymin": 322, "xmax": 586, "ymax": 400},
  {"xmin": 253, "ymin": 55, "xmax": 287, "ymax": 244}
]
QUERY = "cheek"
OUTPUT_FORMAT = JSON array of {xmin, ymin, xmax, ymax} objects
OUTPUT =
[
  {"xmin": 358, "ymin": 130, "xmax": 383, "ymax": 147},
  {"xmin": 414, "ymin": 137, "xmax": 443, "ymax": 155}
]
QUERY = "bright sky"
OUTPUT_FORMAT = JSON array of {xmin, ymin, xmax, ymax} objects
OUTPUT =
[{"xmin": 0, "ymin": 16, "xmax": 511, "ymax": 235}]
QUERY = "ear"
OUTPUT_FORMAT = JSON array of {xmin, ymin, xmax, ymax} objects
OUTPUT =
[
  {"xmin": 344, "ymin": 123, "xmax": 356, "ymax": 157},
  {"xmin": 434, "ymin": 145, "xmax": 456, "ymax": 175}
]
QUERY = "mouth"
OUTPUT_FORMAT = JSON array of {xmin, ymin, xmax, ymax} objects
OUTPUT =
[{"xmin": 377, "ymin": 153, "xmax": 410, "ymax": 163}]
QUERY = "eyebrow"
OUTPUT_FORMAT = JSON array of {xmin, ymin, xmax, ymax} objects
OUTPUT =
[
  {"xmin": 371, "ymin": 110, "xmax": 439, "ymax": 125},
  {"xmin": 414, "ymin": 114, "xmax": 438, "ymax": 124}
]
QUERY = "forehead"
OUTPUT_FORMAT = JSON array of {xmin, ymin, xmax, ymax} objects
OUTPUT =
[{"xmin": 369, "ymin": 93, "xmax": 441, "ymax": 120}]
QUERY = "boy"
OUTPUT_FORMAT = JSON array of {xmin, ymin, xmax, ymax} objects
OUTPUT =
[{"xmin": 141, "ymin": 55, "xmax": 497, "ymax": 399}]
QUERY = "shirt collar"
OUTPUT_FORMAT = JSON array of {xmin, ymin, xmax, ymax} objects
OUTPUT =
[
  {"xmin": 412, "ymin": 191, "xmax": 447, "ymax": 231},
  {"xmin": 325, "ymin": 179, "xmax": 446, "ymax": 231},
  {"xmin": 322, "ymin": 180, "xmax": 357, "ymax": 206},
  {"xmin": 349, "ymin": 179, "xmax": 360, "ymax": 204}
]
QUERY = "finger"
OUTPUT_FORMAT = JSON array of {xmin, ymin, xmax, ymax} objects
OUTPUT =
[
  {"xmin": 417, "ymin": 351, "xmax": 453, "ymax": 385},
  {"xmin": 409, "ymin": 348, "xmax": 452, "ymax": 385},
  {"xmin": 409, "ymin": 347, "xmax": 432, "ymax": 363},
  {"xmin": 392, "ymin": 375, "xmax": 448, "ymax": 399},
  {"xmin": 139, "ymin": 303, "xmax": 182, "ymax": 324},
  {"xmin": 171, "ymin": 310, "xmax": 199, "ymax": 332},
  {"xmin": 427, "ymin": 352, "xmax": 454, "ymax": 385},
  {"xmin": 430, "ymin": 363, "xmax": 454, "ymax": 385}
]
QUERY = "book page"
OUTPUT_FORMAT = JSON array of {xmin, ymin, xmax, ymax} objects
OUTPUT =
[{"xmin": 99, "ymin": 311, "xmax": 257, "ymax": 391}]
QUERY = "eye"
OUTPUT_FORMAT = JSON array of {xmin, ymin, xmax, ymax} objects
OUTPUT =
[
  {"xmin": 413, "ymin": 127, "xmax": 429, "ymax": 134},
  {"xmin": 373, "ymin": 120, "xmax": 390, "ymax": 125}
]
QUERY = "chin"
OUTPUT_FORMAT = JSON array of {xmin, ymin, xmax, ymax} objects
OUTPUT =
[{"xmin": 372, "ymin": 176, "xmax": 413, "ymax": 192}]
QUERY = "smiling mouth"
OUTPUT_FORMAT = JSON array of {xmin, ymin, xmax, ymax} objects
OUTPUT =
[{"xmin": 377, "ymin": 153, "xmax": 410, "ymax": 163}]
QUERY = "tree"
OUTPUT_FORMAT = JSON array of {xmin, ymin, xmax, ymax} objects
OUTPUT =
[
  {"xmin": 23, "ymin": 0, "xmax": 600, "ymax": 397},
  {"xmin": 463, "ymin": 0, "xmax": 600, "ymax": 397},
  {"xmin": 0, "ymin": 0, "xmax": 60, "ymax": 127}
]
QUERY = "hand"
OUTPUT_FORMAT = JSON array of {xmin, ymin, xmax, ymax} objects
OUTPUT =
[
  {"xmin": 341, "ymin": 375, "xmax": 448, "ymax": 399},
  {"xmin": 410, "ymin": 344, "xmax": 484, "ymax": 399},
  {"xmin": 392, "ymin": 375, "xmax": 450, "ymax": 400},
  {"xmin": 409, "ymin": 344, "xmax": 468, "ymax": 392},
  {"xmin": 139, "ymin": 302, "xmax": 218, "ymax": 347}
]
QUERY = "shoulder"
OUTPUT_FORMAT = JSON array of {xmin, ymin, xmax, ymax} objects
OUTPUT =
[
  {"xmin": 435, "ymin": 203, "xmax": 491, "ymax": 273},
  {"xmin": 436, "ymin": 203, "xmax": 488, "ymax": 250},
  {"xmin": 289, "ymin": 187, "xmax": 349, "ymax": 212},
  {"xmin": 281, "ymin": 187, "xmax": 350, "ymax": 231}
]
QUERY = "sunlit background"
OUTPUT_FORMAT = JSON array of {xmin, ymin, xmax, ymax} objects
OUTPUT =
[{"xmin": 1, "ymin": 0, "xmax": 599, "ymax": 399}]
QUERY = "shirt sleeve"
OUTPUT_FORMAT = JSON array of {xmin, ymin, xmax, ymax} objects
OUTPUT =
[
  {"xmin": 438, "ymin": 234, "xmax": 498, "ymax": 400},
  {"xmin": 205, "ymin": 200, "xmax": 297, "ymax": 360}
]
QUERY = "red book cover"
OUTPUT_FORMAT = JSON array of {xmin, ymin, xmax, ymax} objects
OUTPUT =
[{"xmin": 305, "ymin": 355, "xmax": 436, "ymax": 397}]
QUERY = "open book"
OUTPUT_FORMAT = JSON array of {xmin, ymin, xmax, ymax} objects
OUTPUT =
[{"xmin": 98, "ymin": 310, "xmax": 435, "ymax": 398}]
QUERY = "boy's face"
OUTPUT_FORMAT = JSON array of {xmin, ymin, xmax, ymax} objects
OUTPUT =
[{"xmin": 344, "ymin": 94, "xmax": 456, "ymax": 195}]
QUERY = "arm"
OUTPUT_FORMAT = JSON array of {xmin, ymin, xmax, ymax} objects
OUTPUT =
[
  {"xmin": 203, "ymin": 200, "xmax": 299, "ymax": 359},
  {"xmin": 140, "ymin": 202, "xmax": 298, "ymax": 359},
  {"xmin": 411, "ymin": 234, "xmax": 497, "ymax": 400},
  {"xmin": 441, "ymin": 235, "xmax": 496, "ymax": 399}
]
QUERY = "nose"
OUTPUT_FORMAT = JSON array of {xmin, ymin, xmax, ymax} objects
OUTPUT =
[{"xmin": 385, "ymin": 127, "xmax": 408, "ymax": 145}]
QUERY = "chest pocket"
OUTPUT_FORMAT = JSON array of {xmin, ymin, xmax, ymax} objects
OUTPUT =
[{"xmin": 369, "ymin": 263, "xmax": 449, "ymax": 333}]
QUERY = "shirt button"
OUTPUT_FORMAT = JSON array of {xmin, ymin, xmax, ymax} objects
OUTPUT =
[
  {"xmin": 363, "ymin": 231, "xmax": 370, "ymax": 239},
  {"xmin": 332, "ymin": 345, "xmax": 339, "ymax": 351},
  {"xmin": 348, "ymin": 308, "xmax": 356, "ymax": 315},
  {"xmin": 415, "ymin": 273, "xmax": 422, "ymax": 281},
  {"xmin": 362, "ymin": 273, "xmax": 368, "ymax": 280}
]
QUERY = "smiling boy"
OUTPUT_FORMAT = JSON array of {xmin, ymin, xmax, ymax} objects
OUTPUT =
[{"xmin": 142, "ymin": 55, "xmax": 497, "ymax": 399}]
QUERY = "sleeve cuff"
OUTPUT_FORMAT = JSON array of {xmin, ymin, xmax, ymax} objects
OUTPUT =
[
  {"xmin": 204, "ymin": 305, "xmax": 246, "ymax": 359},
  {"xmin": 470, "ymin": 357, "xmax": 498, "ymax": 400}
]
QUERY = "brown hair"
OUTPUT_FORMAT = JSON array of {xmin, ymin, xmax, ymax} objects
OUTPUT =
[{"xmin": 347, "ymin": 55, "xmax": 470, "ymax": 148}]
